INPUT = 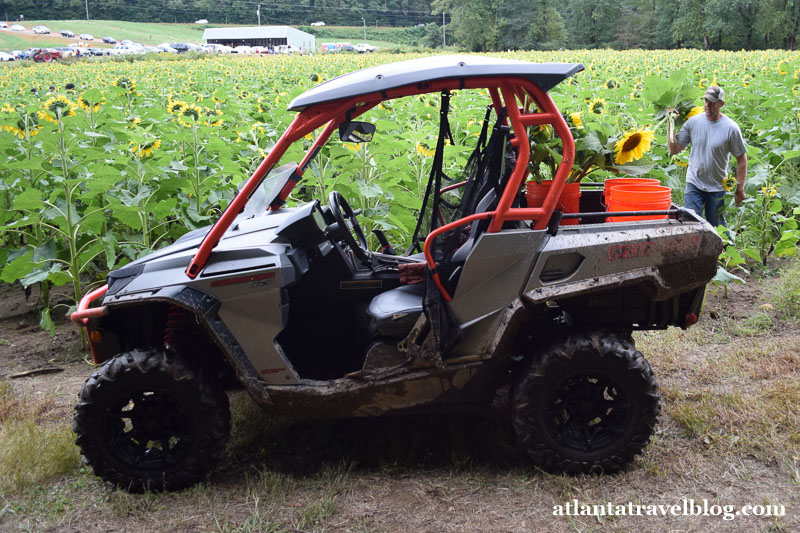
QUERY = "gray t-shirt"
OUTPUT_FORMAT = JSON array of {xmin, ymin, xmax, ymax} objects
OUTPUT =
[{"xmin": 676, "ymin": 114, "xmax": 746, "ymax": 192}]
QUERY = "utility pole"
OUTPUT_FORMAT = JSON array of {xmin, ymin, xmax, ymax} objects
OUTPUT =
[
  {"xmin": 362, "ymin": 17, "xmax": 366, "ymax": 41},
  {"xmin": 85, "ymin": 0, "xmax": 89, "ymax": 21},
  {"xmin": 442, "ymin": 12, "xmax": 445, "ymax": 47},
  {"xmin": 257, "ymin": 4, "xmax": 261, "ymax": 26}
]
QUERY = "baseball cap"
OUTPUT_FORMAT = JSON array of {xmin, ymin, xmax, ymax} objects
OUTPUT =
[{"xmin": 703, "ymin": 86, "xmax": 725, "ymax": 103}]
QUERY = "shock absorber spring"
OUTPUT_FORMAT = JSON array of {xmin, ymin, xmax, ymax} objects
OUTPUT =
[{"xmin": 163, "ymin": 305, "xmax": 195, "ymax": 353}]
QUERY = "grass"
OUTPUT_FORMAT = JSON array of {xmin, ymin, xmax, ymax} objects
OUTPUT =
[
  {"xmin": 770, "ymin": 258, "xmax": 800, "ymax": 320},
  {"xmin": 1, "ymin": 21, "xmax": 412, "ymax": 53},
  {"xmin": 0, "ymin": 380, "xmax": 80, "ymax": 495},
  {"xmin": 2, "ymin": 262, "xmax": 800, "ymax": 530},
  {"xmin": 13, "ymin": 20, "xmax": 211, "ymax": 46}
]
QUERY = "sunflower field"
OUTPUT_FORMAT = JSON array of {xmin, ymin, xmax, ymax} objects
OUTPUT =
[{"xmin": 1, "ymin": 50, "xmax": 799, "ymax": 330}]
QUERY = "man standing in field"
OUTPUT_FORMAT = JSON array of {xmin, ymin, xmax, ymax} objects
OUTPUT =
[{"xmin": 667, "ymin": 86, "xmax": 747, "ymax": 226}]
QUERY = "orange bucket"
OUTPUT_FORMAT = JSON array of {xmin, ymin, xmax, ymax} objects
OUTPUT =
[
  {"xmin": 526, "ymin": 181, "xmax": 581, "ymax": 225},
  {"xmin": 607, "ymin": 184, "xmax": 672, "ymax": 222},
  {"xmin": 603, "ymin": 178, "xmax": 661, "ymax": 206}
]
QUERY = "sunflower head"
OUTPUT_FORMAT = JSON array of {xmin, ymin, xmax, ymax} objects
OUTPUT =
[
  {"xmin": 685, "ymin": 106, "xmax": 703, "ymax": 120},
  {"xmin": 760, "ymin": 185, "xmax": 778, "ymax": 198},
  {"xmin": 114, "ymin": 77, "xmax": 136, "ymax": 93},
  {"xmin": 605, "ymin": 78, "xmax": 619, "ymax": 89},
  {"xmin": 722, "ymin": 176, "xmax": 737, "ymax": 192},
  {"xmin": 42, "ymin": 95, "xmax": 76, "ymax": 122},
  {"xmin": 416, "ymin": 142, "xmax": 435, "ymax": 158},
  {"xmin": 167, "ymin": 99, "xmax": 187, "ymax": 115},
  {"xmin": 569, "ymin": 112, "xmax": 583, "ymax": 129},
  {"xmin": 78, "ymin": 95, "xmax": 104, "ymax": 113},
  {"xmin": 174, "ymin": 103, "xmax": 203, "ymax": 127},
  {"xmin": 614, "ymin": 128, "xmax": 655, "ymax": 165},
  {"xmin": 203, "ymin": 108, "xmax": 224, "ymax": 127},
  {"xmin": 130, "ymin": 139, "xmax": 161, "ymax": 158},
  {"xmin": 588, "ymin": 98, "xmax": 606, "ymax": 115}
]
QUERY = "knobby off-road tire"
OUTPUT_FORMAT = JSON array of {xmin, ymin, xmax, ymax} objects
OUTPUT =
[
  {"xmin": 512, "ymin": 331, "xmax": 660, "ymax": 474},
  {"xmin": 73, "ymin": 349, "xmax": 231, "ymax": 492}
]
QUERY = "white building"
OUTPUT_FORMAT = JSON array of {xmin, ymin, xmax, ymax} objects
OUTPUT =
[{"xmin": 202, "ymin": 26, "xmax": 315, "ymax": 52}]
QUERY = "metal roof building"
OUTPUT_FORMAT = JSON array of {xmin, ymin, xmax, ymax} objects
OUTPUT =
[{"xmin": 202, "ymin": 26, "xmax": 315, "ymax": 51}]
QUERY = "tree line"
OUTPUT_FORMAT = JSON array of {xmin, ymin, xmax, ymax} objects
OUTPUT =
[
  {"xmin": 3, "ymin": 0, "xmax": 798, "ymax": 50},
  {"xmin": 433, "ymin": 0, "xmax": 799, "ymax": 51}
]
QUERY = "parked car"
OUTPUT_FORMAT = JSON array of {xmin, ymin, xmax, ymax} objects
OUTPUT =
[
  {"xmin": 11, "ymin": 24, "xmax": 24, "ymax": 32},
  {"xmin": 169, "ymin": 42, "xmax": 190, "ymax": 53},
  {"xmin": 102, "ymin": 36, "xmax": 116, "ymax": 44},
  {"xmin": 142, "ymin": 46, "xmax": 161, "ymax": 54},
  {"xmin": 55, "ymin": 47, "xmax": 77, "ymax": 58},
  {"xmin": 33, "ymin": 25, "xmax": 50, "ymax": 34},
  {"xmin": 0, "ymin": 52, "xmax": 15, "ymax": 62},
  {"xmin": 355, "ymin": 43, "xmax": 377, "ymax": 53},
  {"xmin": 195, "ymin": 19, "xmax": 208, "ymax": 24},
  {"xmin": 79, "ymin": 33, "xmax": 94, "ymax": 41},
  {"xmin": 83, "ymin": 47, "xmax": 106, "ymax": 56},
  {"xmin": 110, "ymin": 44, "xmax": 144, "ymax": 56},
  {"xmin": 201, "ymin": 43, "xmax": 224, "ymax": 54},
  {"xmin": 156, "ymin": 43, "xmax": 178, "ymax": 53},
  {"xmin": 310, "ymin": 21, "xmax": 325, "ymax": 26},
  {"xmin": 10, "ymin": 50, "xmax": 30, "ymax": 59},
  {"xmin": 232, "ymin": 45, "xmax": 252, "ymax": 54},
  {"xmin": 61, "ymin": 29, "xmax": 75, "ymax": 37},
  {"xmin": 0, "ymin": 22, "xmax": 8, "ymax": 28}
]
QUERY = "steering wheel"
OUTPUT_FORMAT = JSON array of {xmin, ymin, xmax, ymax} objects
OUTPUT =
[{"xmin": 328, "ymin": 191, "xmax": 371, "ymax": 263}]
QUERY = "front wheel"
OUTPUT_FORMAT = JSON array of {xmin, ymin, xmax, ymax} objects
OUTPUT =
[
  {"xmin": 512, "ymin": 331, "xmax": 660, "ymax": 474},
  {"xmin": 73, "ymin": 349, "xmax": 231, "ymax": 492}
]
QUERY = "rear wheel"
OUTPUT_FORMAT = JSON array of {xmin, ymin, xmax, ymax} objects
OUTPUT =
[
  {"xmin": 512, "ymin": 331, "xmax": 659, "ymax": 474},
  {"xmin": 73, "ymin": 349, "xmax": 230, "ymax": 492}
]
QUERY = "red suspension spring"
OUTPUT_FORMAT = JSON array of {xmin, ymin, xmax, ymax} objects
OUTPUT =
[{"xmin": 163, "ymin": 306, "xmax": 195, "ymax": 352}]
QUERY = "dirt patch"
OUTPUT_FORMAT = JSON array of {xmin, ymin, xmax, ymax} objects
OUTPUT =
[{"xmin": 0, "ymin": 278, "xmax": 798, "ymax": 532}]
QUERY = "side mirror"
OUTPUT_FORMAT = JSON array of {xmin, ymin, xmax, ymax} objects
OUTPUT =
[{"xmin": 339, "ymin": 121, "xmax": 375, "ymax": 143}]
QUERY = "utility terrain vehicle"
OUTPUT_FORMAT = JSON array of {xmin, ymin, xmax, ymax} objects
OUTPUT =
[{"xmin": 71, "ymin": 55, "xmax": 722, "ymax": 492}]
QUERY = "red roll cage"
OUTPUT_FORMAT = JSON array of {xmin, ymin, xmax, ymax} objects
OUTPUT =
[{"xmin": 72, "ymin": 75, "xmax": 575, "ymax": 324}]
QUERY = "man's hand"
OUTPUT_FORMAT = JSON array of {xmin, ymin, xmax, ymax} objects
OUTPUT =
[{"xmin": 735, "ymin": 185, "xmax": 745, "ymax": 205}]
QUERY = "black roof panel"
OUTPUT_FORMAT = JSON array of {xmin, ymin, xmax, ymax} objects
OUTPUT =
[{"xmin": 287, "ymin": 55, "xmax": 584, "ymax": 111}]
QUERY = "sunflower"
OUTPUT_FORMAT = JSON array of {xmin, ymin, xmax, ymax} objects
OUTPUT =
[
  {"xmin": 42, "ymin": 95, "xmax": 77, "ymax": 123},
  {"xmin": 778, "ymin": 62, "xmax": 787, "ymax": 75},
  {"xmin": 167, "ymin": 99, "xmax": 188, "ymax": 115},
  {"xmin": 792, "ymin": 84, "xmax": 800, "ymax": 98},
  {"xmin": 588, "ymin": 98, "xmax": 605, "ymax": 115},
  {"xmin": 176, "ymin": 104, "xmax": 203, "ymax": 127},
  {"xmin": 203, "ymin": 108, "xmax": 224, "ymax": 127},
  {"xmin": 760, "ymin": 185, "xmax": 777, "ymax": 198},
  {"xmin": 130, "ymin": 139, "xmax": 161, "ymax": 158},
  {"xmin": 78, "ymin": 95, "xmax": 104, "ymax": 113},
  {"xmin": 113, "ymin": 77, "xmax": 136, "ymax": 94},
  {"xmin": 722, "ymin": 176, "xmax": 737, "ymax": 192},
  {"xmin": 742, "ymin": 75, "xmax": 752, "ymax": 87},
  {"xmin": 415, "ymin": 143, "xmax": 435, "ymax": 158},
  {"xmin": 685, "ymin": 106, "xmax": 703, "ymax": 119},
  {"xmin": 605, "ymin": 78, "xmax": 619, "ymax": 89},
  {"xmin": 569, "ymin": 112, "xmax": 583, "ymax": 129},
  {"xmin": 614, "ymin": 129, "xmax": 655, "ymax": 165},
  {"xmin": 698, "ymin": 78, "xmax": 709, "ymax": 89}
]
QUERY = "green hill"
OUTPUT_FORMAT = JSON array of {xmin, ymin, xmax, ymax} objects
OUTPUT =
[{"xmin": 1, "ymin": 20, "xmax": 419, "ymax": 52}]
